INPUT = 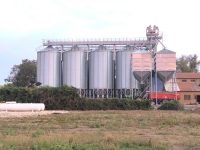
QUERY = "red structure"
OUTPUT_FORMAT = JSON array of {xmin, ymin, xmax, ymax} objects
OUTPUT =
[{"xmin": 148, "ymin": 92, "xmax": 180, "ymax": 101}]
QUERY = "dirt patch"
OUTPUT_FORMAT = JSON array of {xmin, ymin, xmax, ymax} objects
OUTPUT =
[
  {"xmin": 171, "ymin": 145, "xmax": 200, "ymax": 150},
  {"xmin": 192, "ymin": 107, "xmax": 200, "ymax": 114},
  {"xmin": 0, "ymin": 110, "xmax": 69, "ymax": 118},
  {"xmin": 171, "ymin": 145, "xmax": 189, "ymax": 150},
  {"xmin": 185, "ymin": 105, "xmax": 200, "ymax": 112}
]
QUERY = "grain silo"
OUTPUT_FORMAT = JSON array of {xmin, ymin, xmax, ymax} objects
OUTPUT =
[
  {"xmin": 131, "ymin": 50, "xmax": 152, "ymax": 84},
  {"xmin": 62, "ymin": 45, "xmax": 88, "ymax": 96},
  {"xmin": 37, "ymin": 46, "xmax": 61, "ymax": 87},
  {"xmin": 156, "ymin": 49, "xmax": 176, "ymax": 82},
  {"xmin": 156, "ymin": 49, "xmax": 176, "ymax": 92},
  {"xmin": 89, "ymin": 45, "xmax": 113, "ymax": 98},
  {"xmin": 115, "ymin": 46, "xmax": 139, "ymax": 98}
]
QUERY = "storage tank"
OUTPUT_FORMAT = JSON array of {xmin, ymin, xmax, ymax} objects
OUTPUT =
[
  {"xmin": 89, "ymin": 45, "xmax": 113, "ymax": 98},
  {"xmin": 131, "ymin": 50, "xmax": 152, "ymax": 84},
  {"xmin": 0, "ymin": 103, "xmax": 45, "ymax": 111},
  {"xmin": 37, "ymin": 46, "xmax": 61, "ymax": 87},
  {"xmin": 156, "ymin": 49, "xmax": 176, "ymax": 82},
  {"xmin": 63, "ymin": 45, "xmax": 88, "ymax": 95},
  {"xmin": 115, "ymin": 46, "xmax": 139, "ymax": 98}
]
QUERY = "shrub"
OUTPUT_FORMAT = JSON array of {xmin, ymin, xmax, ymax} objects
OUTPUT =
[
  {"xmin": 158, "ymin": 101, "xmax": 184, "ymax": 110},
  {"xmin": 76, "ymin": 99, "xmax": 151, "ymax": 110},
  {"xmin": 0, "ymin": 86, "xmax": 29, "ymax": 102},
  {"xmin": 0, "ymin": 86, "xmax": 151, "ymax": 110}
]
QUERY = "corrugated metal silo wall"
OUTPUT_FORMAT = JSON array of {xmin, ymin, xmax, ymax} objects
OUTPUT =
[
  {"xmin": 115, "ymin": 50, "xmax": 138, "ymax": 90},
  {"xmin": 89, "ymin": 49, "xmax": 113, "ymax": 90},
  {"xmin": 37, "ymin": 49, "xmax": 61, "ymax": 87},
  {"xmin": 62, "ymin": 50, "xmax": 88, "ymax": 89}
]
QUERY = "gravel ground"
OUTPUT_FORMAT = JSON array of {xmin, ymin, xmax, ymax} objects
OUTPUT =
[{"xmin": 0, "ymin": 110, "xmax": 69, "ymax": 118}]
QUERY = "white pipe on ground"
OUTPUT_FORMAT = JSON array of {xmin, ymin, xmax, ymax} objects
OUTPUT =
[{"xmin": 0, "ymin": 103, "xmax": 45, "ymax": 111}]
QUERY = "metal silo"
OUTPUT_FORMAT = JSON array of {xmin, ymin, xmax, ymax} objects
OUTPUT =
[
  {"xmin": 115, "ymin": 46, "xmax": 139, "ymax": 98},
  {"xmin": 156, "ymin": 49, "xmax": 176, "ymax": 92},
  {"xmin": 89, "ymin": 45, "xmax": 113, "ymax": 98},
  {"xmin": 131, "ymin": 50, "xmax": 152, "ymax": 84},
  {"xmin": 37, "ymin": 46, "xmax": 61, "ymax": 87},
  {"xmin": 63, "ymin": 45, "xmax": 88, "ymax": 96},
  {"xmin": 156, "ymin": 49, "xmax": 176, "ymax": 82}
]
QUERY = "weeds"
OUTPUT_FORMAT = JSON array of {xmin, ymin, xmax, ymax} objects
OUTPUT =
[{"xmin": 0, "ymin": 110, "xmax": 200, "ymax": 149}]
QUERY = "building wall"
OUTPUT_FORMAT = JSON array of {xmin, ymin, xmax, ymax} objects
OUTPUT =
[
  {"xmin": 177, "ymin": 78, "xmax": 200, "ymax": 84},
  {"xmin": 177, "ymin": 77, "xmax": 200, "ymax": 105},
  {"xmin": 178, "ymin": 91, "xmax": 200, "ymax": 105}
]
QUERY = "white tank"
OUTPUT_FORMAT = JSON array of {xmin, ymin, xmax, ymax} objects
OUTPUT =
[{"xmin": 0, "ymin": 103, "xmax": 45, "ymax": 111}]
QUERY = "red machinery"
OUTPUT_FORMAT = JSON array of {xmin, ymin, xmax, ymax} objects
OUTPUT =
[{"xmin": 148, "ymin": 92, "xmax": 180, "ymax": 101}]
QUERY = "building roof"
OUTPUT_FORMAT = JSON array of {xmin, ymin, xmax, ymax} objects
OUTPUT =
[
  {"xmin": 177, "ymin": 82, "xmax": 200, "ymax": 92},
  {"xmin": 176, "ymin": 73, "xmax": 200, "ymax": 79},
  {"xmin": 157, "ymin": 49, "xmax": 175, "ymax": 54}
]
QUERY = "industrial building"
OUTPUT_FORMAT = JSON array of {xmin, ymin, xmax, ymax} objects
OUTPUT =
[
  {"xmin": 37, "ymin": 25, "xmax": 177, "ymax": 100},
  {"xmin": 176, "ymin": 73, "xmax": 200, "ymax": 104}
]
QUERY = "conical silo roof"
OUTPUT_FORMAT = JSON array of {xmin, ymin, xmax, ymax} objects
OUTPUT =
[{"xmin": 157, "ymin": 49, "xmax": 175, "ymax": 54}]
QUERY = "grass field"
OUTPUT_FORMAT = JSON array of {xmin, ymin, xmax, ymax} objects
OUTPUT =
[{"xmin": 0, "ymin": 110, "xmax": 200, "ymax": 150}]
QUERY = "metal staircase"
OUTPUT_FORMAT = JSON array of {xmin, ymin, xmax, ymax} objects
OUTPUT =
[{"xmin": 140, "ymin": 77, "xmax": 151, "ymax": 98}]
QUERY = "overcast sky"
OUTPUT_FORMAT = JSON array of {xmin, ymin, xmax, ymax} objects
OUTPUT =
[{"xmin": 0, "ymin": 0, "xmax": 200, "ymax": 84}]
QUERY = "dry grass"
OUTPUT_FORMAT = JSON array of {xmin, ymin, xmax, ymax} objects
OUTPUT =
[{"xmin": 0, "ymin": 110, "xmax": 200, "ymax": 149}]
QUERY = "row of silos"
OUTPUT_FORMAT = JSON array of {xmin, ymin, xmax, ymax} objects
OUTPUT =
[
  {"xmin": 37, "ymin": 45, "xmax": 176, "ymax": 98},
  {"xmin": 37, "ymin": 45, "xmax": 140, "ymax": 98}
]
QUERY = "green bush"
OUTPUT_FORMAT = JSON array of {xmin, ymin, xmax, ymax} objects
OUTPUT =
[
  {"xmin": 0, "ymin": 86, "xmax": 28, "ymax": 102},
  {"xmin": 158, "ymin": 101, "xmax": 184, "ymax": 111},
  {"xmin": 76, "ymin": 99, "xmax": 151, "ymax": 110},
  {"xmin": 0, "ymin": 86, "xmax": 151, "ymax": 110}
]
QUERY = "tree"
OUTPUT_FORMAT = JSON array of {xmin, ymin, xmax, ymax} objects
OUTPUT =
[
  {"xmin": 176, "ymin": 54, "xmax": 200, "ymax": 72},
  {"xmin": 5, "ymin": 59, "xmax": 37, "ymax": 87}
]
